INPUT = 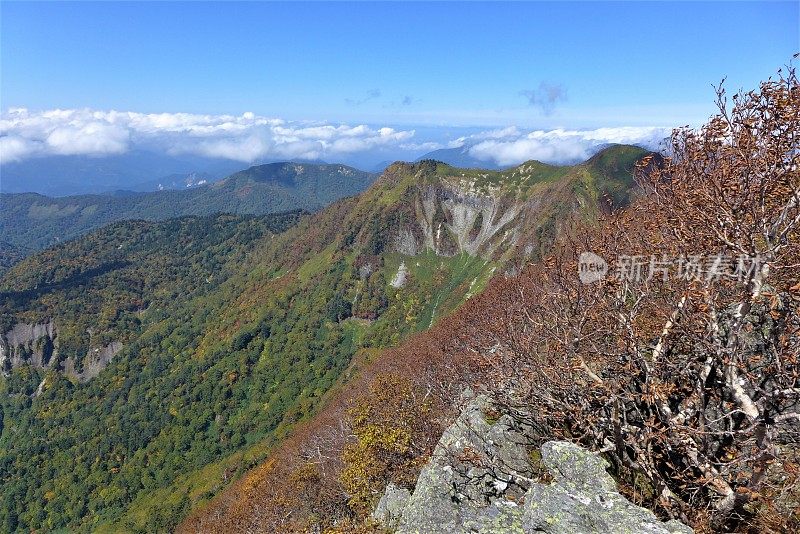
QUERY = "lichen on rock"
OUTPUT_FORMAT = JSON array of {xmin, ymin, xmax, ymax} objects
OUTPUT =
[
  {"xmin": 372, "ymin": 399, "xmax": 693, "ymax": 534},
  {"xmin": 521, "ymin": 441, "xmax": 693, "ymax": 534},
  {"xmin": 372, "ymin": 483, "xmax": 411, "ymax": 530}
]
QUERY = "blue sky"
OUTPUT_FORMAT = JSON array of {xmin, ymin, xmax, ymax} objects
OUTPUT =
[{"xmin": 1, "ymin": 1, "xmax": 797, "ymax": 168}]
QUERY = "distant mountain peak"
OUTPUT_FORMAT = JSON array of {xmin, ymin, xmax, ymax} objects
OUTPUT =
[
  {"xmin": 414, "ymin": 144, "xmax": 501, "ymax": 170},
  {"xmin": 1, "ymin": 163, "xmax": 378, "ymax": 256}
]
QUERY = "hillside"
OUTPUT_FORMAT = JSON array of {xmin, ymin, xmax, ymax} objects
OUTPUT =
[
  {"xmin": 0, "ymin": 242, "xmax": 24, "ymax": 276},
  {"xmin": 181, "ymin": 74, "xmax": 800, "ymax": 533},
  {"xmin": 0, "ymin": 162, "xmax": 377, "ymax": 258},
  {"xmin": 0, "ymin": 145, "xmax": 648, "ymax": 532}
]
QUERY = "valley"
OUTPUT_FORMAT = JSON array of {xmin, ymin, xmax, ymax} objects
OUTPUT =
[{"xmin": 1, "ymin": 4, "xmax": 796, "ymax": 532}]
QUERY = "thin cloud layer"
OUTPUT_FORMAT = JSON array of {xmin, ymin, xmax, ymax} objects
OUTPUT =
[
  {"xmin": 465, "ymin": 126, "xmax": 671, "ymax": 166},
  {"xmin": 520, "ymin": 82, "xmax": 568, "ymax": 115},
  {"xmin": 345, "ymin": 89, "xmax": 382, "ymax": 106},
  {"xmin": 0, "ymin": 108, "xmax": 415, "ymax": 163}
]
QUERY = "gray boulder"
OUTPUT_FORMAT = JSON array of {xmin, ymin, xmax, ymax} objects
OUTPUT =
[
  {"xmin": 393, "ymin": 397, "xmax": 528, "ymax": 533},
  {"xmin": 372, "ymin": 483, "xmax": 411, "ymax": 530},
  {"xmin": 521, "ymin": 441, "xmax": 693, "ymax": 534},
  {"xmin": 372, "ymin": 399, "xmax": 693, "ymax": 534}
]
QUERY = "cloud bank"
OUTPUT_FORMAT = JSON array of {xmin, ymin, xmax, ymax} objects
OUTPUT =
[
  {"xmin": 462, "ymin": 126, "xmax": 671, "ymax": 167},
  {"xmin": 0, "ymin": 107, "xmax": 672, "ymax": 168},
  {"xmin": 0, "ymin": 108, "xmax": 415, "ymax": 164}
]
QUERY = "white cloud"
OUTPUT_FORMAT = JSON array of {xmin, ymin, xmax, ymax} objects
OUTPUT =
[
  {"xmin": 0, "ymin": 107, "xmax": 674, "ymax": 168},
  {"xmin": 0, "ymin": 135, "xmax": 38, "ymax": 162},
  {"xmin": 466, "ymin": 126, "xmax": 671, "ymax": 166},
  {"xmin": 399, "ymin": 141, "xmax": 443, "ymax": 152},
  {"xmin": 447, "ymin": 126, "xmax": 522, "ymax": 149},
  {"xmin": 0, "ymin": 107, "xmax": 417, "ymax": 164},
  {"xmin": 46, "ymin": 121, "xmax": 129, "ymax": 156}
]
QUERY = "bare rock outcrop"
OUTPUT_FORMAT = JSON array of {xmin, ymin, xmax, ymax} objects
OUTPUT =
[
  {"xmin": 63, "ymin": 341, "xmax": 123, "ymax": 382},
  {"xmin": 372, "ymin": 483, "xmax": 411, "ymax": 530},
  {"xmin": 1, "ymin": 321, "xmax": 120, "ymax": 381},
  {"xmin": 396, "ymin": 184, "xmax": 521, "ymax": 259},
  {"xmin": 0, "ymin": 320, "xmax": 59, "ymax": 373},
  {"xmin": 521, "ymin": 441, "xmax": 692, "ymax": 534},
  {"xmin": 374, "ymin": 399, "xmax": 693, "ymax": 534}
]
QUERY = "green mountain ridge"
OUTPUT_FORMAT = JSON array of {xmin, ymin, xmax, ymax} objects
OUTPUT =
[
  {"xmin": 0, "ymin": 162, "xmax": 377, "ymax": 260},
  {"xmin": 0, "ymin": 144, "xmax": 648, "ymax": 532}
]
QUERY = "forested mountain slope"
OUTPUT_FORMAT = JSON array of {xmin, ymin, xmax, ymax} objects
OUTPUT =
[
  {"xmin": 0, "ymin": 145, "xmax": 648, "ymax": 532},
  {"xmin": 182, "ymin": 74, "xmax": 800, "ymax": 534},
  {"xmin": 0, "ymin": 162, "xmax": 376, "ymax": 259}
]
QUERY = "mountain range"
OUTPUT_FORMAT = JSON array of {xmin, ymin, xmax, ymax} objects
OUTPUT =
[
  {"xmin": 0, "ymin": 150, "xmax": 251, "ymax": 196},
  {"xmin": 0, "ymin": 162, "xmax": 377, "ymax": 259},
  {"xmin": 0, "ymin": 145, "xmax": 502, "ymax": 198},
  {"xmin": 1, "ymin": 140, "xmax": 617, "ymax": 200},
  {"xmin": 0, "ymin": 144, "xmax": 648, "ymax": 531}
]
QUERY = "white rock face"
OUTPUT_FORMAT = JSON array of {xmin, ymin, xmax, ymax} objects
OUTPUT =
[
  {"xmin": 394, "ymin": 229, "xmax": 420, "ymax": 256},
  {"xmin": 1, "ymin": 320, "xmax": 121, "ymax": 381},
  {"xmin": 398, "ymin": 183, "xmax": 521, "ymax": 259},
  {"xmin": 63, "ymin": 341, "xmax": 123, "ymax": 382},
  {"xmin": 391, "ymin": 261, "xmax": 409, "ymax": 288},
  {"xmin": 0, "ymin": 320, "xmax": 59, "ymax": 374}
]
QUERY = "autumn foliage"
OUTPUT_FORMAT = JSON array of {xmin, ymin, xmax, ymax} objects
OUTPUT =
[
  {"xmin": 180, "ymin": 66, "xmax": 799, "ymax": 533},
  {"xmin": 459, "ymin": 66, "xmax": 800, "ymax": 531},
  {"xmin": 339, "ymin": 376, "xmax": 438, "ymax": 515}
]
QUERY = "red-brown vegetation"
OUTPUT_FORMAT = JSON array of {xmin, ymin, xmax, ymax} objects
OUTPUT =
[{"xmin": 180, "ymin": 67, "xmax": 799, "ymax": 533}]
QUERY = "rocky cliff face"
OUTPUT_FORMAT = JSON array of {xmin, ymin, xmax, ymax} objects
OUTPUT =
[
  {"xmin": 393, "ymin": 183, "xmax": 521, "ymax": 259},
  {"xmin": 0, "ymin": 320, "xmax": 59, "ymax": 373},
  {"xmin": 0, "ymin": 321, "xmax": 120, "ymax": 381},
  {"xmin": 373, "ymin": 399, "xmax": 693, "ymax": 534},
  {"xmin": 62, "ymin": 341, "xmax": 123, "ymax": 382}
]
